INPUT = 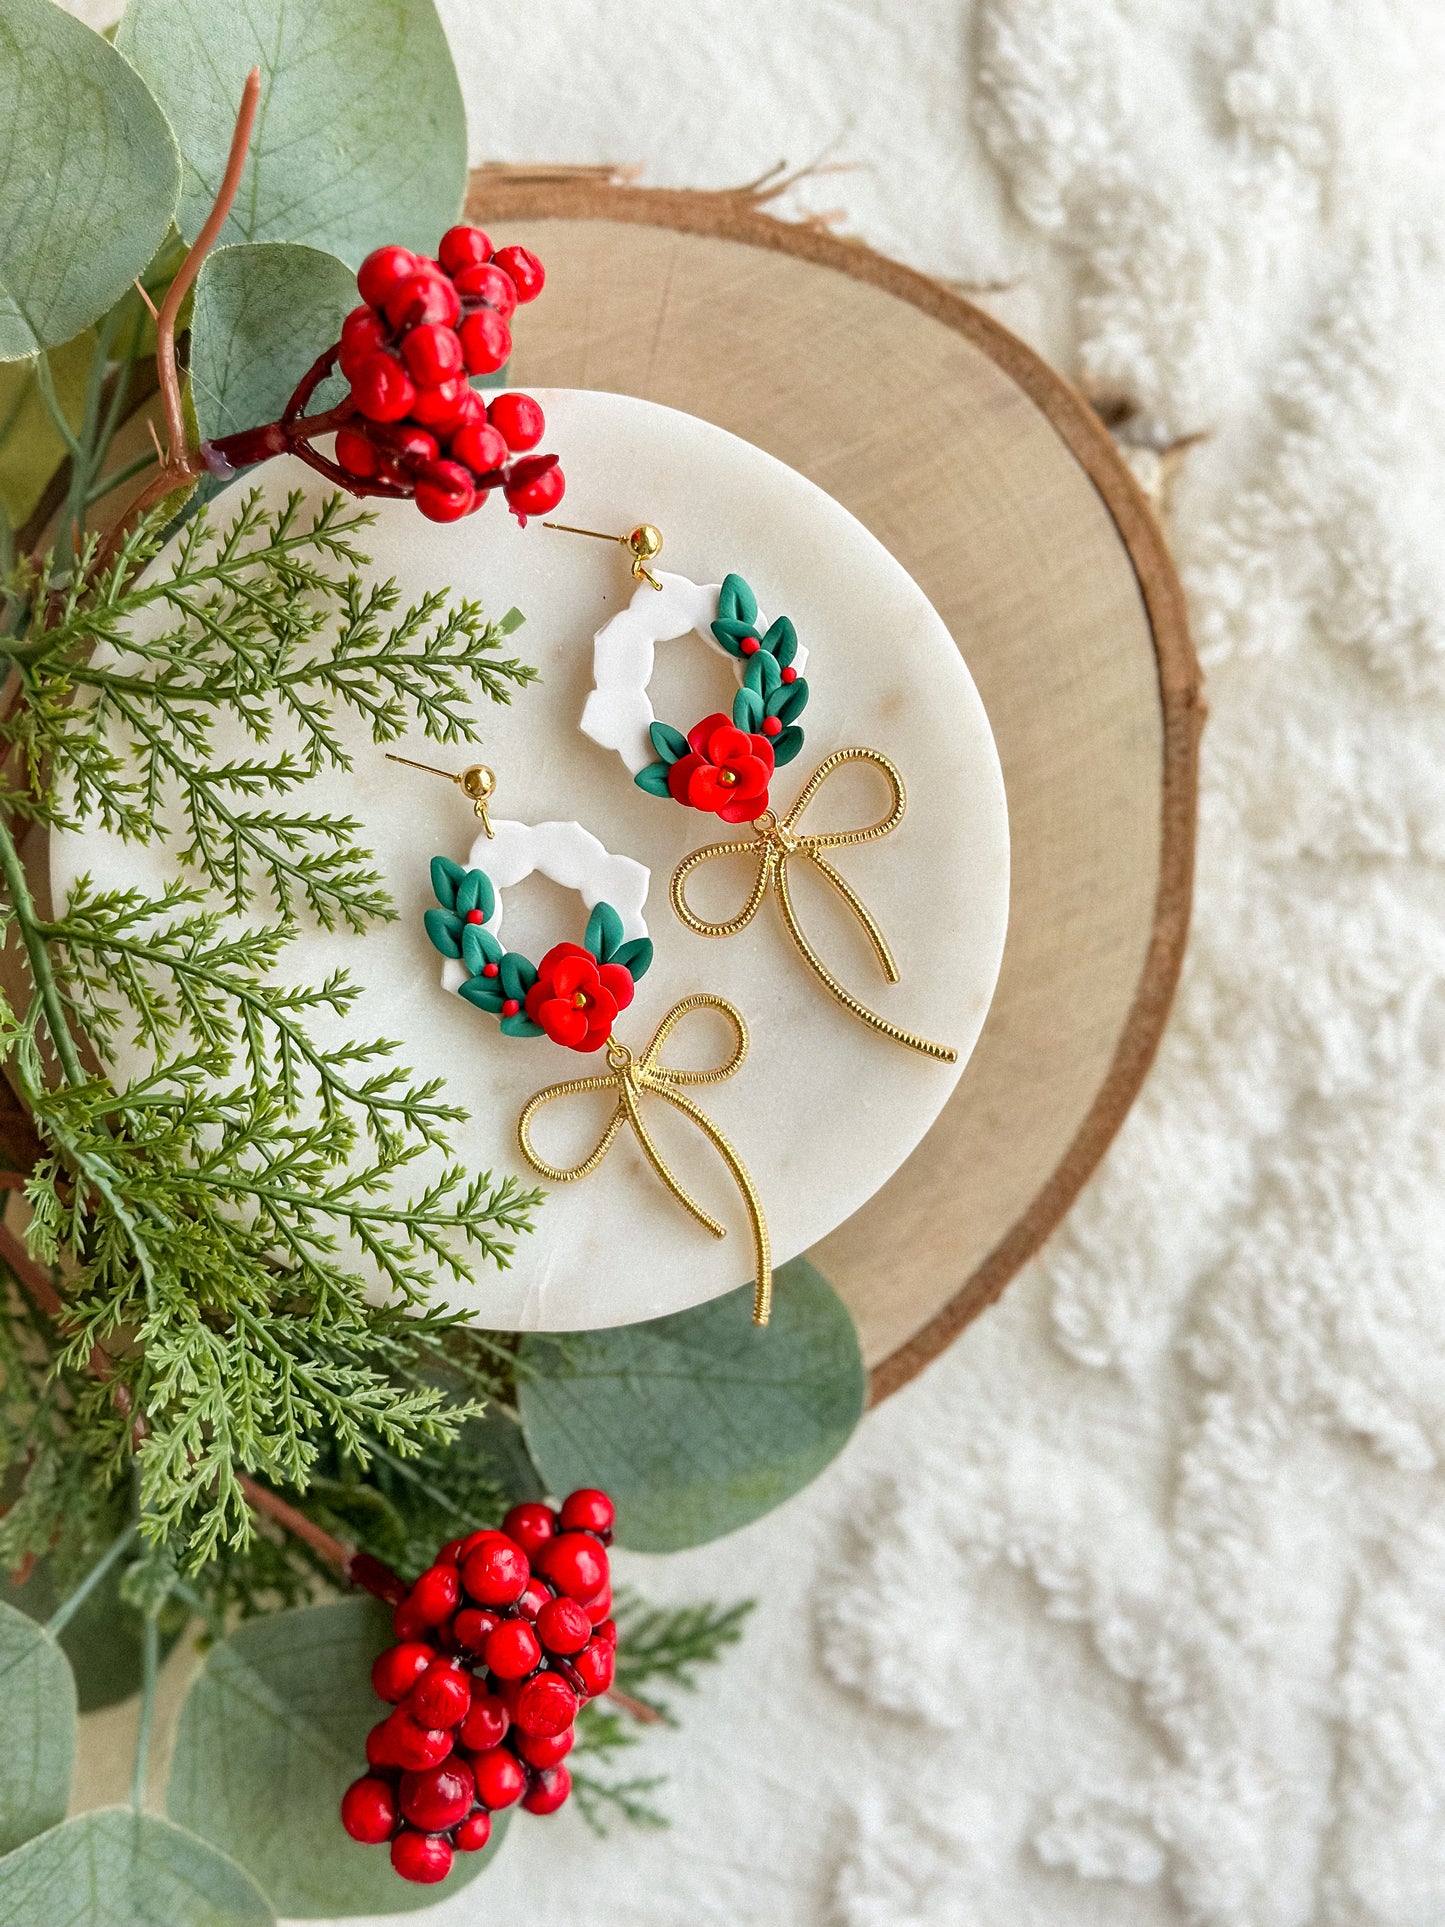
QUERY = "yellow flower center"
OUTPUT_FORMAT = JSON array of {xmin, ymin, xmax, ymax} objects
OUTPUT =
[
  {"xmin": 718, "ymin": 769, "xmax": 737, "ymax": 786},
  {"xmin": 573, "ymin": 990, "xmax": 589, "ymax": 1008}
]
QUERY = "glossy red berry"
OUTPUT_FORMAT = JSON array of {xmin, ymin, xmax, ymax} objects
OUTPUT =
[
  {"xmin": 414, "ymin": 459, "xmax": 475, "ymax": 523},
  {"xmin": 458, "ymin": 1689, "xmax": 509, "ymax": 1752},
  {"xmin": 536, "ymin": 1596, "xmax": 591, "ymax": 1656},
  {"xmin": 384, "ymin": 269, "xmax": 461, "ymax": 333},
  {"xmin": 405, "ymin": 1565, "xmax": 460, "ymax": 1627},
  {"xmin": 402, "ymin": 321, "xmax": 465, "ymax": 388},
  {"xmin": 540, "ymin": 1532, "xmax": 607, "ymax": 1602},
  {"xmin": 522, "ymin": 1763, "xmax": 572, "ymax": 1816},
  {"xmin": 436, "ymin": 1537, "xmax": 466, "ymax": 1565},
  {"xmin": 514, "ymin": 1671, "xmax": 579, "ymax": 1738},
  {"xmin": 502, "ymin": 1502, "xmax": 558, "ymax": 1559},
  {"xmin": 487, "ymin": 392, "xmax": 545, "ymax": 451},
  {"xmin": 370, "ymin": 1641, "xmax": 435, "ymax": 1704},
  {"xmin": 378, "ymin": 1709, "xmax": 453, "ymax": 1771},
  {"xmin": 438, "ymin": 224, "xmax": 493, "ymax": 274},
  {"xmin": 470, "ymin": 1745, "xmax": 526, "ymax": 1810},
  {"xmin": 334, "ymin": 426, "xmax": 381, "ymax": 478},
  {"xmin": 390, "ymin": 1596, "xmax": 434, "ymax": 1643},
  {"xmin": 406, "ymin": 1659, "xmax": 472, "ymax": 1730},
  {"xmin": 365, "ymin": 1718, "xmax": 400, "ymax": 1770},
  {"xmin": 390, "ymin": 1828, "xmax": 453, "ymax": 1883},
  {"xmin": 459, "ymin": 308, "xmax": 512, "ymax": 376},
  {"xmin": 762, "ymin": 716, "xmax": 783, "ymax": 737},
  {"xmin": 462, "ymin": 1536, "xmax": 530, "ymax": 1606},
  {"xmin": 349, "ymin": 352, "xmax": 416, "ymax": 423},
  {"xmin": 514, "ymin": 1724, "xmax": 575, "ymax": 1768},
  {"xmin": 409, "ymin": 376, "xmax": 472, "ymax": 430},
  {"xmin": 374, "ymin": 422, "xmax": 440, "ymax": 471},
  {"xmin": 559, "ymin": 1488, "xmax": 615, "ymax": 1536},
  {"xmin": 573, "ymin": 1635, "xmax": 616, "ymax": 1697},
  {"xmin": 492, "ymin": 244, "xmax": 545, "ymax": 302},
  {"xmin": 454, "ymin": 1809, "xmax": 492, "ymax": 1852},
  {"xmin": 484, "ymin": 1619, "xmax": 541, "ymax": 1680},
  {"xmin": 504, "ymin": 459, "xmax": 565, "ymax": 520},
  {"xmin": 517, "ymin": 1575, "xmax": 552, "ymax": 1622},
  {"xmin": 451, "ymin": 1607, "xmax": 501, "ymax": 1655},
  {"xmin": 453, "ymin": 260, "xmax": 518, "ymax": 319},
  {"xmin": 339, "ymin": 304, "xmax": 390, "ymax": 378},
  {"xmin": 781, "ymin": 665, "xmax": 798, "ymax": 683},
  {"xmin": 357, "ymin": 245, "xmax": 418, "ymax": 309},
  {"xmin": 450, "ymin": 419, "xmax": 508, "ymax": 477},
  {"xmin": 596, "ymin": 1617, "xmax": 618, "ymax": 1647},
  {"xmin": 341, "ymin": 1775, "xmax": 398, "ymax": 1843},
  {"xmin": 399, "ymin": 1759, "xmax": 474, "ymax": 1832},
  {"xmin": 584, "ymin": 1584, "xmax": 613, "ymax": 1626}
]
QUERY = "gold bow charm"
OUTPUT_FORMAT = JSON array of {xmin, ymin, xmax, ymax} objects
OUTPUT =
[
  {"xmin": 670, "ymin": 747, "xmax": 958, "ymax": 1062},
  {"xmin": 517, "ymin": 994, "xmax": 774, "ymax": 1324}
]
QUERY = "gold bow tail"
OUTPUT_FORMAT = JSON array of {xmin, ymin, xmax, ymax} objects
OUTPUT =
[
  {"xmin": 669, "ymin": 747, "xmax": 958, "ymax": 1063},
  {"xmin": 516, "ymin": 994, "xmax": 775, "ymax": 1325}
]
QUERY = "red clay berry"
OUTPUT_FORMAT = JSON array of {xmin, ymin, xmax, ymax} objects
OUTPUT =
[
  {"xmin": 399, "ymin": 1759, "xmax": 474, "ymax": 1832},
  {"xmin": 514, "ymin": 1671, "xmax": 579, "ymax": 1738},
  {"xmin": 739, "ymin": 635, "xmax": 761, "ymax": 655},
  {"xmin": 409, "ymin": 376, "xmax": 472, "ymax": 430},
  {"xmin": 470, "ymin": 1746, "xmax": 526, "ymax": 1810},
  {"xmin": 453, "ymin": 260, "xmax": 518, "ymax": 319},
  {"xmin": 492, "ymin": 244, "xmax": 545, "ymax": 302},
  {"xmin": 514, "ymin": 1725, "xmax": 575, "ymax": 1768},
  {"xmin": 339, "ymin": 304, "xmax": 389, "ymax": 378},
  {"xmin": 573, "ymin": 1636, "xmax": 616, "ymax": 1697},
  {"xmin": 481, "ymin": 962, "xmax": 500, "ymax": 979},
  {"xmin": 501, "ymin": 998, "xmax": 521, "ymax": 1017},
  {"xmin": 461, "ymin": 1536, "xmax": 530, "ymax": 1607},
  {"xmin": 487, "ymin": 392, "xmax": 544, "ymax": 451},
  {"xmin": 459, "ymin": 308, "xmax": 512, "ymax": 376},
  {"xmin": 484, "ymin": 1619, "xmax": 541, "ymax": 1680},
  {"xmin": 450, "ymin": 420, "xmax": 508, "ymax": 477},
  {"xmin": 384, "ymin": 268, "xmax": 461, "ymax": 332},
  {"xmin": 536, "ymin": 1596, "xmax": 591, "ymax": 1656},
  {"xmin": 438, "ymin": 224, "xmax": 493, "ymax": 274},
  {"xmin": 522, "ymin": 1763, "xmax": 572, "ymax": 1816},
  {"xmin": 781, "ymin": 665, "xmax": 798, "ymax": 683},
  {"xmin": 762, "ymin": 716, "xmax": 783, "ymax": 737},
  {"xmin": 458, "ymin": 1690, "xmax": 509, "ymax": 1752},
  {"xmin": 407, "ymin": 1659, "xmax": 472, "ymax": 1730},
  {"xmin": 405, "ymin": 1565, "xmax": 460, "ymax": 1627},
  {"xmin": 349, "ymin": 352, "xmax": 416, "ymax": 423},
  {"xmin": 357, "ymin": 245, "xmax": 418, "ymax": 309},
  {"xmin": 371, "ymin": 1641, "xmax": 436, "ymax": 1704},
  {"xmin": 390, "ymin": 1828, "xmax": 453, "ymax": 1884},
  {"xmin": 451, "ymin": 1607, "xmax": 500, "ymax": 1655},
  {"xmin": 559, "ymin": 1489, "xmax": 615, "ymax": 1536},
  {"xmin": 540, "ymin": 1532, "xmax": 607, "ymax": 1602},
  {"xmin": 341, "ymin": 1775, "xmax": 398, "ymax": 1843},
  {"xmin": 414, "ymin": 459, "xmax": 475, "ymax": 523},
  {"xmin": 502, "ymin": 1502, "xmax": 558, "ymax": 1559},
  {"xmin": 454, "ymin": 1809, "xmax": 492, "ymax": 1852},
  {"xmin": 378, "ymin": 1709, "xmax": 453, "ymax": 1771}
]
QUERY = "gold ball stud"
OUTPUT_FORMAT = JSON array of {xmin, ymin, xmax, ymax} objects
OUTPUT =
[
  {"xmin": 628, "ymin": 524, "xmax": 664, "ymax": 563},
  {"xmin": 459, "ymin": 765, "xmax": 496, "ymax": 804}
]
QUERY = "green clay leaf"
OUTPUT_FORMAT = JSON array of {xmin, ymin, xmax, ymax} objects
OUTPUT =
[
  {"xmin": 744, "ymin": 653, "xmax": 782, "ymax": 699},
  {"xmin": 761, "ymin": 616, "xmax": 796, "ymax": 661},
  {"xmin": 634, "ymin": 763, "xmax": 673, "ymax": 798},
  {"xmin": 717, "ymin": 572, "xmax": 757, "ymax": 626},
  {"xmin": 732, "ymin": 686, "xmax": 765, "ymax": 734},
  {"xmin": 115, "ymin": 0, "xmax": 467, "ymax": 269},
  {"xmin": 460, "ymin": 922, "xmax": 490, "ymax": 976},
  {"xmin": 499, "ymin": 1011, "xmax": 545, "ymax": 1039},
  {"xmin": 499, "ymin": 951, "xmax": 538, "ymax": 1003},
  {"xmin": 648, "ymin": 721, "xmax": 690, "ymax": 765},
  {"xmin": 518, "ymin": 1258, "xmax": 865, "ymax": 1552},
  {"xmin": 190, "ymin": 243, "xmax": 355, "ymax": 445},
  {"xmin": 455, "ymin": 869, "xmax": 487, "ymax": 915},
  {"xmin": 429, "ymin": 855, "xmax": 466, "ymax": 910},
  {"xmin": 422, "ymin": 907, "xmax": 461, "ymax": 959},
  {"xmin": 0, "ymin": 0, "xmax": 180, "ymax": 359},
  {"xmin": 0, "ymin": 1601, "xmax": 75, "ymax": 1855},
  {"xmin": 768, "ymin": 681, "xmax": 809, "ymax": 726},
  {"xmin": 0, "ymin": 1809, "xmax": 274, "ymax": 1926},
  {"xmin": 166, "ymin": 1599, "xmax": 502, "ymax": 1914},
  {"xmin": 772, "ymin": 725, "xmax": 806, "ymax": 767},
  {"xmin": 457, "ymin": 978, "xmax": 504, "ymax": 1015},
  {"xmin": 709, "ymin": 618, "xmax": 751, "ymax": 657},
  {"xmin": 609, "ymin": 937, "xmax": 654, "ymax": 982},
  {"xmin": 584, "ymin": 901, "xmax": 625, "ymax": 965}
]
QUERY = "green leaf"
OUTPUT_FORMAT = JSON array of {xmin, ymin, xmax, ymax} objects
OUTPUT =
[
  {"xmin": 732, "ymin": 686, "xmax": 765, "ymax": 734},
  {"xmin": 429, "ymin": 855, "xmax": 466, "ymax": 910},
  {"xmin": 518, "ymin": 1258, "xmax": 865, "ymax": 1551},
  {"xmin": 0, "ymin": 1809, "xmax": 273, "ymax": 1925},
  {"xmin": 717, "ymin": 572, "xmax": 757, "ymax": 626},
  {"xmin": 648, "ymin": 721, "xmax": 690, "ymax": 765},
  {"xmin": 190, "ymin": 243, "xmax": 355, "ymax": 444},
  {"xmin": 744, "ymin": 653, "xmax": 781, "ymax": 699},
  {"xmin": 499, "ymin": 1011, "xmax": 545, "ymax": 1039},
  {"xmin": 772, "ymin": 725, "xmax": 805, "ymax": 767},
  {"xmin": 633, "ymin": 763, "xmax": 673, "ymax": 798},
  {"xmin": 0, "ymin": 1602, "xmax": 74, "ymax": 1854},
  {"xmin": 166, "ymin": 1599, "xmax": 503, "ymax": 1915},
  {"xmin": 584, "ymin": 901, "xmax": 625, "ymax": 964},
  {"xmin": 4, "ymin": 1551, "xmax": 182, "ymax": 1715},
  {"xmin": 768, "ymin": 681, "xmax": 809, "ymax": 726},
  {"xmin": 609, "ymin": 937, "xmax": 654, "ymax": 982},
  {"xmin": 115, "ymin": 0, "xmax": 467, "ymax": 268},
  {"xmin": 457, "ymin": 977, "xmax": 504, "ymax": 1015},
  {"xmin": 0, "ymin": 330, "xmax": 94, "ymax": 526},
  {"xmin": 422, "ymin": 907, "xmax": 461, "ymax": 958},
  {"xmin": 498, "ymin": 951, "xmax": 537, "ymax": 1003},
  {"xmin": 0, "ymin": 0, "xmax": 180, "ymax": 359}
]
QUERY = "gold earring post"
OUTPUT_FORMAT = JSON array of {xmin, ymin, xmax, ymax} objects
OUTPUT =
[
  {"xmin": 386, "ymin": 753, "xmax": 497, "ymax": 837},
  {"xmin": 543, "ymin": 519, "xmax": 665, "ymax": 591}
]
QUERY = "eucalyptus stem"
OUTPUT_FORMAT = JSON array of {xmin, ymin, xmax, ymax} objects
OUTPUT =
[
  {"xmin": 130, "ymin": 1612, "xmax": 160, "ymax": 1812},
  {"xmin": 44, "ymin": 1520, "xmax": 139, "ymax": 1637},
  {"xmin": 0, "ymin": 810, "xmax": 86, "ymax": 1087}
]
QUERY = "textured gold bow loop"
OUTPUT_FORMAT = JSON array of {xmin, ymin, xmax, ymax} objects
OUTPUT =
[
  {"xmin": 670, "ymin": 747, "xmax": 958, "ymax": 1063},
  {"xmin": 516, "ymin": 994, "xmax": 775, "ymax": 1324}
]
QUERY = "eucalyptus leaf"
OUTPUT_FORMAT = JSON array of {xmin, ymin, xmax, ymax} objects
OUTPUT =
[
  {"xmin": 0, "ymin": 330, "xmax": 94, "ymax": 527},
  {"xmin": 0, "ymin": 0, "xmax": 180, "ymax": 359},
  {"xmin": 0, "ymin": 1808, "xmax": 273, "ymax": 1926},
  {"xmin": 116, "ymin": 0, "xmax": 467, "ymax": 267},
  {"xmin": 0, "ymin": 1602, "xmax": 74, "ymax": 1854},
  {"xmin": 190, "ymin": 244, "xmax": 354, "ymax": 445},
  {"xmin": 518, "ymin": 1258, "xmax": 866, "ymax": 1551},
  {"xmin": 166, "ymin": 1599, "xmax": 504, "ymax": 1915}
]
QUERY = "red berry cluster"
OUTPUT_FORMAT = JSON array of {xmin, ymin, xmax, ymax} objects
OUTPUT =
[
  {"xmin": 340, "ymin": 1489, "xmax": 617, "ymax": 1885},
  {"xmin": 333, "ymin": 225, "xmax": 564, "ymax": 524}
]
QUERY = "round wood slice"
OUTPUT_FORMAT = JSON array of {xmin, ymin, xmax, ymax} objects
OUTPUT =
[{"xmin": 464, "ymin": 173, "xmax": 1202, "ymax": 1400}]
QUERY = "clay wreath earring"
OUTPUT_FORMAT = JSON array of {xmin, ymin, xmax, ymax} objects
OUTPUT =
[
  {"xmin": 546, "ymin": 520, "xmax": 957, "ymax": 1063},
  {"xmin": 387, "ymin": 751, "xmax": 775, "ymax": 1323}
]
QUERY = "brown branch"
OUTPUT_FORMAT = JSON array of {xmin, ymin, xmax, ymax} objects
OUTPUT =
[{"xmin": 607, "ymin": 1685, "xmax": 662, "ymax": 1724}]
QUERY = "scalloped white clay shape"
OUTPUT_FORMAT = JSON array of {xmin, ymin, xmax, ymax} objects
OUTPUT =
[{"xmin": 580, "ymin": 571, "xmax": 809, "ymax": 774}]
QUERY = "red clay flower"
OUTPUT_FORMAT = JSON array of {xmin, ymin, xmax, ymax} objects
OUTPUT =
[
  {"xmin": 524, "ymin": 943, "xmax": 635, "ymax": 1051},
  {"xmin": 667, "ymin": 713, "xmax": 775, "ymax": 823}
]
